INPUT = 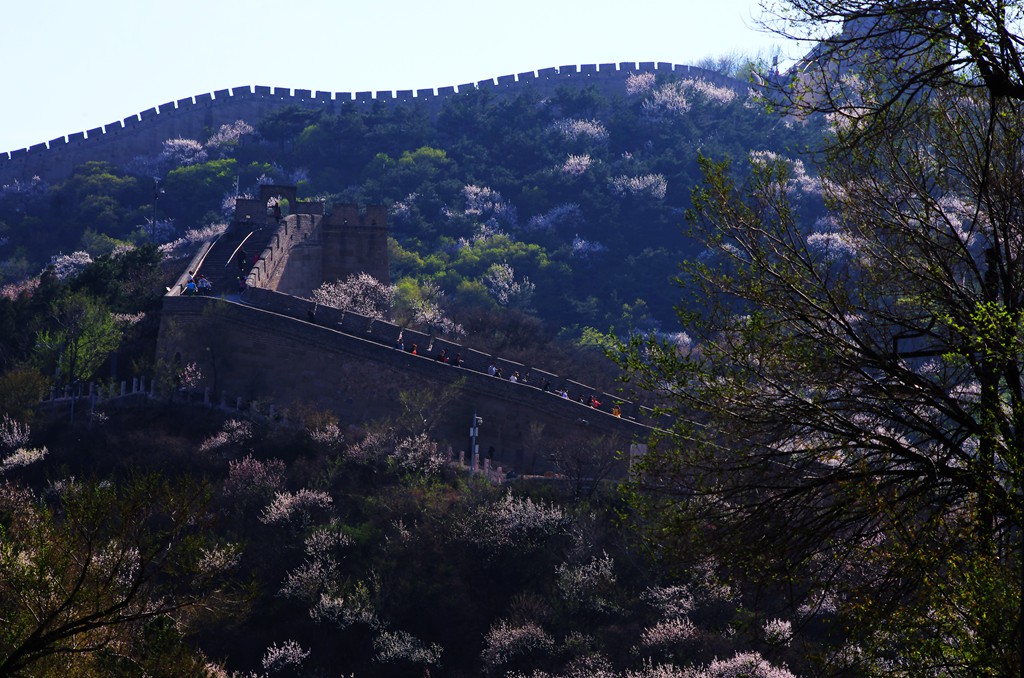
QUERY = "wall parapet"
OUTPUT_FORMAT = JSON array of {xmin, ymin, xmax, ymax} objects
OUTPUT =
[
  {"xmin": 238, "ymin": 285, "xmax": 658, "ymax": 425},
  {"xmin": 0, "ymin": 62, "xmax": 748, "ymax": 184}
]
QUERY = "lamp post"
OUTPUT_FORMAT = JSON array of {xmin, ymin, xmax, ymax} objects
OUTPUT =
[
  {"xmin": 151, "ymin": 177, "xmax": 164, "ymax": 240},
  {"xmin": 470, "ymin": 412, "xmax": 482, "ymax": 473}
]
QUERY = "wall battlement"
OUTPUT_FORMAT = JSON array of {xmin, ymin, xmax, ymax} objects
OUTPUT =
[
  {"xmin": 157, "ymin": 293, "xmax": 654, "ymax": 475},
  {"xmin": 0, "ymin": 63, "xmax": 747, "ymax": 184}
]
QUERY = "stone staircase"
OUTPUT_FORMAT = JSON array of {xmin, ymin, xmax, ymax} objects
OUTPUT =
[{"xmin": 194, "ymin": 224, "xmax": 275, "ymax": 297}]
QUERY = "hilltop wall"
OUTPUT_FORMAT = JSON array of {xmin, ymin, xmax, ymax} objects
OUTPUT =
[
  {"xmin": 157, "ymin": 294, "xmax": 651, "ymax": 474},
  {"xmin": 0, "ymin": 63, "xmax": 747, "ymax": 185}
]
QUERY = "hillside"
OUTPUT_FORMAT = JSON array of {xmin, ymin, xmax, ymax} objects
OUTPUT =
[{"xmin": 0, "ymin": 62, "xmax": 824, "ymax": 341}]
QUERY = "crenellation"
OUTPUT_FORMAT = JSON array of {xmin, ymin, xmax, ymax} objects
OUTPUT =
[{"xmin": 2, "ymin": 62, "xmax": 747, "ymax": 184}]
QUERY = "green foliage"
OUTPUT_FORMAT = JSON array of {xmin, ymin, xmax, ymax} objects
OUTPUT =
[
  {"xmin": 34, "ymin": 292, "xmax": 121, "ymax": 386},
  {"xmin": 0, "ymin": 367, "xmax": 48, "ymax": 422},
  {"xmin": 163, "ymin": 158, "xmax": 237, "ymax": 225}
]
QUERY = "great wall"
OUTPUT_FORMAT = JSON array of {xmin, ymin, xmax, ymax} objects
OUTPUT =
[
  {"xmin": 156, "ymin": 185, "xmax": 657, "ymax": 477},
  {"xmin": 6, "ymin": 64, "xmax": 730, "ymax": 474},
  {"xmin": 0, "ymin": 62, "xmax": 747, "ymax": 185}
]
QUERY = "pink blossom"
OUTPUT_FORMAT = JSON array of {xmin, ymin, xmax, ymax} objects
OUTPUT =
[{"xmin": 222, "ymin": 454, "xmax": 285, "ymax": 498}]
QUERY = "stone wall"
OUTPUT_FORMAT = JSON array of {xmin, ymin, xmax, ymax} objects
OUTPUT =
[
  {"xmin": 157, "ymin": 294, "xmax": 653, "ymax": 475},
  {"xmin": 0, "ymin": 63, "xmax": 748, "ymax": 185}
]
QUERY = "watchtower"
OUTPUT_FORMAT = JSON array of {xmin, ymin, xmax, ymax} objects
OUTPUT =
[{"xmin": 321, "ymin": 203, "xmax": 390, "ymax": 284}]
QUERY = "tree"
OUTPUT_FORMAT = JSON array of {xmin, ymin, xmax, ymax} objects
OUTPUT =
[
  {"xmin": 34, "ymin": 292, "xmax": 120, "ymax": 388},
  {"xmin": 0, "ymin": 475, "xmax": 246, "ymax": 675},
  {"xmin": 621, "ymin": 4, "xmax": 1024, "ymax": 674},
  {"xmin": 310, "ymin": 272, "xmax": 395, "ymax": 320},
  {"xmin": 761, "ymin": 0, "xmax": 1024, "ymax": 145}
]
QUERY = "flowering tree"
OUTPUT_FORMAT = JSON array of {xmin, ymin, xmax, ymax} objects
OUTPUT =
[
  {"xmin": 310, "ymin": 273, "xmax": 395, "ymax": 320},
  {"xmin": 0, "ymin": 476, "xmax": 245, "ymax": 675},
  {"xmin": 622, "ymin": 12, "xmax": 1024, "ymax": 674},
  {"xmin": 484, "ymin": 262, "xmax": 535, "ymax": 311},
  {"xmin": 160, "ymin": 138, "xmax": 208, "ymax": 169}
]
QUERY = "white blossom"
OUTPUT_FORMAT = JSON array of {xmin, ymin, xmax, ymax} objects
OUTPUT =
[
  {"xmin": 572, "ymin": 236, "xmax": 607, "ymax": 258},
  {"xmin": 373, "ymin": 629, "xmax": 443, "ymax": 665},
  {"xmin": 554, "ymin": 118, "xmax": 609, "ymax": 142},
  {"xmin": 639, "ymin": 617, "xmax": 698, "ymax": 648},
  {"xmin": 763, "ymin": 618, "xmax": 793, "ymax": 646},
  {"xmin": 526, "ymin": 203, "xmax": 582, "ymax": 232},
  {"xmin": 261, "ymin": 639, "xmax": 309, "ymax": 672},
  {"xmin": 626, "ymin": 72, "xmax": 657, "ymax": 95},
  {"xmin": 160, "ymin": 138, "xmax": 208, "ymax": 168},
  {"xmin": 610, "ymin": 174, "xmax": 668, "ymax": 200},
  {"xmin": 556, "ymin": 551, "xmax": 618, "ymax": 612},
  {"xmin": 47, "ymin": 251, "xmax": 92, "ymax": 280},
  {"xmin": 484, "ymin": 262, "xmax": 536, "ymax": 309},
  {"xmin": 260, "ymin": 488, "xmax": 334, "ymax": 525},
  {"xmin": 692, "ymin": 651, "xmax": 797, "ymax": 678},
  {"xmin": 311, "ymin": 273, "xmax": 395, "ymax": 320},
  {"xmin": 561, "ymin": 154, "xmax": 593, "ymax": 176},
  {"xmin": 481, "ymin": 620, "xmax": 555, "ymax": 668}
]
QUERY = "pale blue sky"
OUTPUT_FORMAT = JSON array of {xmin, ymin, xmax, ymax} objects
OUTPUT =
[{"xmin": 1, "ymin": 0, "xmax": 802, "ymax": 154}]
